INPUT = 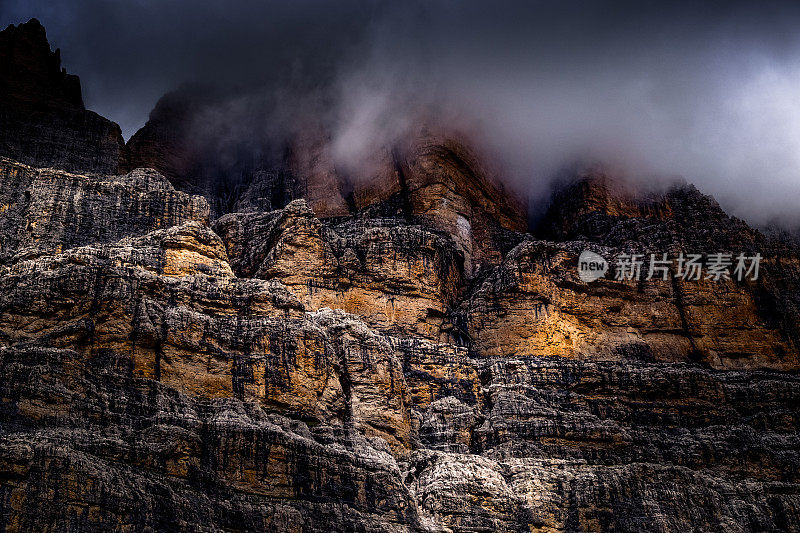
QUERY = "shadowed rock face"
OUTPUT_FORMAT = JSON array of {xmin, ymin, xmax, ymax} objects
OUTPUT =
[
  {"xmin": 538, "ymin": 172, "xmax": 761, "ymax": 251},
  {"xmin": 1, "ymin": 20, "xmax": 800, "ymax": 533},
  {"xmin": 0, "ymin": 20, "xmax": 125, "ymax": 174},
  {"xmin": 123, "ymin": 89, "xmax": 353, "ymax": 219}
]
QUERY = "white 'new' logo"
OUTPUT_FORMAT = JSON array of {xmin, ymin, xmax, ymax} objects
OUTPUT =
[{"xmin": 578, "ymin": 250, "xmax": 608, "ymax": 282}]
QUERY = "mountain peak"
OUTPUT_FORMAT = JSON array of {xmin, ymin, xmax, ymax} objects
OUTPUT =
[
  {"xmin": 0, "ymin": 19, "xmax": 124, "ymax": 173},
  {"xmin": 0, "ymin": 18, "xmax": 82, "ymax": 109}
]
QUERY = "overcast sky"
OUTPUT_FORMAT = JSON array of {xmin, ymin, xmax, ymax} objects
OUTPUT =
[{"xmin": 3, "ymin": 0, "xmax": 800, "ymax": 225}]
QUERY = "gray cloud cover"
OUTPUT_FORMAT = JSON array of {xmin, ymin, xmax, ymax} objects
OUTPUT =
[{"xmin": 3, "ymin": 0, "xmax": 800, "ymax": 225}]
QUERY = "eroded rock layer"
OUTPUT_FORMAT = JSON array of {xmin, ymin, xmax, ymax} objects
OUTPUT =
[{"xmin": 0, "ymin": 158, "xmax": 209, "ymax": 264}]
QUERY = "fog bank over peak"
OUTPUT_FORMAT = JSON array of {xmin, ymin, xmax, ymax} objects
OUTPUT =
[{"xmin": 3, "ymin": 0, "xmax": 800, "ymax": 226}]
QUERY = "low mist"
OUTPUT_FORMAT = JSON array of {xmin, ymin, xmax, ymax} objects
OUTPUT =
[{"xmin": 3, "ymin": 0, "xmax": 800, "ymax": 226}]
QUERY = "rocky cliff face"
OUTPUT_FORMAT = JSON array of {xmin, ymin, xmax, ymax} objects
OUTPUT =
[
  {"xmin": 1, "ymin": 20, "xmax": 799, "ymax": 533},
  {"xmin": 0, "ymin": 20, "xmax": 125, "ymax": 174},
  {"xmin": 1, "ymin": 153, "xmax": 799, "ymax": 531}
]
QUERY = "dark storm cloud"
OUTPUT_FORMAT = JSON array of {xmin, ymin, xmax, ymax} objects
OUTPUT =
[
  {"xmin": 3, "ymin": 0, "xmax": 800, "ymax": 225},
  {"xmin": 2, "ymin": 0, "xmax": 378, "ymax": 137}
]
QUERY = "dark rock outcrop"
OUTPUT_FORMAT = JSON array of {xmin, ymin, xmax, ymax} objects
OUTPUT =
[
  {"xmin": 538, "ymin": 171, "xmax": 761, "ymax": 251},
  {"xmin": 0, "ymin": 20, "xmax": 125, "ymax": 174}
]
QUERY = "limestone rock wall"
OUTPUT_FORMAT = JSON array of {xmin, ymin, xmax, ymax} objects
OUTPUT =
[{"xmin": 0, "ymin": 17, "xmax": 800, "ymax": 524}]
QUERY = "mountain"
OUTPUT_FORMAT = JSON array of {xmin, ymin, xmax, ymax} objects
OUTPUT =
[
  {"xmin": 0, "ymin": 20, "xmax": 124, "ymax": 174},
  {"xmin": 121, "ymin": 84, "xmax": 527, "ymax": 278},
  {"xmin": 0, "ymin": 20, "xmax": 798, "ymax": 532}
]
